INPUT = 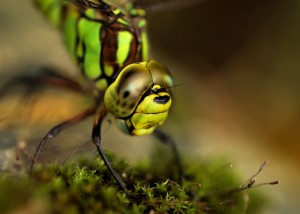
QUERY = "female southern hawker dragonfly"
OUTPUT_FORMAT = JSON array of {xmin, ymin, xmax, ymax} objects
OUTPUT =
[{"xmin": 27, "ymin": 0, "xmax": 183, "ymax": 190}]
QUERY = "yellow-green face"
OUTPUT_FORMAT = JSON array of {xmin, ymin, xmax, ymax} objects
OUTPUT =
[{"xmin": 104, "ymin": 60, "xmax": 173, "ymax": 135}]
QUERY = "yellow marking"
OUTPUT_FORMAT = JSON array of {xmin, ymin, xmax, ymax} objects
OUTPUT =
[
  {"xmin": 117, "ymin": 31, "xmax": 132, "ymax": 67},
  {"xmin": 63, "ymin": 9, "xmax": 79, "ymax": 61},
  {"xmin": 78, "ymin": 18, "xmax": 102, "ymax": 79},
  {"xmin": 104, "ymin": 65, "xmax": 114, "ymax": 77},
  {"xmin": 95, "ymin": 79, "xmax": 108, "ymax": 91},
  {"xmin": 141, "ymin": 32, "xmax": 149, "ymax": 61}
]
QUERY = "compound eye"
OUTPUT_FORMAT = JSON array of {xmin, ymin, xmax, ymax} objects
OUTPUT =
[
  {"xmin": 145, "ymin": 60, "xmax": 174, "ymax": 93},
  {"xmin": 104, "ymin": 64, "xmax": 153, "ymax": 118}
]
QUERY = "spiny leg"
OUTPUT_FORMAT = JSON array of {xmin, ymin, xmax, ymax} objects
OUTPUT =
[
  {"xmin": 28, "ymin": 67, "xmax": 83, "ymax": 92},
  {"xmin": 153, "ymin": 129, "xmax": 184, "ymax": 182},
  {"xmin": 0, "ymin": 67, "xmax": 83, "ymax": 100},
  {"xmin": 92, "ymin": 104, "xmax": 127, "ymax": 191},
  {"xmin": 29, "ymin": 104, "xmax": 97, "ymax": 173}
]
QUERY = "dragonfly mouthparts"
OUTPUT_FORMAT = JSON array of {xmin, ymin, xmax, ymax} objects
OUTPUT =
[{"xmin": 153, "ymin": 95, "xmax": 170, "ymax": 104}]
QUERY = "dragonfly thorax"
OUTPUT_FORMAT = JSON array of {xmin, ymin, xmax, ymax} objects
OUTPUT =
[{"xmin": 74, "ymin": 6, "xmax": 149, "ymax": 91}]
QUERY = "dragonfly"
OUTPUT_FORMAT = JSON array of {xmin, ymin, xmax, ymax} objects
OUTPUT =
[{"xmin": 24, "ymin": 0, "xmax": 183, "ymax": 191}]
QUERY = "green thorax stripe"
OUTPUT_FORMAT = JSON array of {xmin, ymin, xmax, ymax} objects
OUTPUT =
[
  {"xmin": 77, "ymin": 16, "xmax": 102, "ymax": 79},
  {"xmin": 34, "ymin": 0, "xmax": 149, "ymax": 91}
]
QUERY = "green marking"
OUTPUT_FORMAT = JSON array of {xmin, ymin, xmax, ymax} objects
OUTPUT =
[
  {"xmin": 77, "ymin": 40, "xmax": 83, "ymax": 58},
  {"xmin": 117, "ymin": 31, "xmax": 132, "ymax": 67},
  {"xmin": 63, "ymin": 9, "xmax": 79, "ymax": 61},
  {"xmin": 141, "ymin": 32, "xmax": 149, "ymax": 61},
  {"xmin": 138, "ymin": 19, "xmax": 147, "ymax": 28},
  {"xmin": 34, "ymin": 0, "xmax": 62, "ymax": 27},
  {"xmin": 104, "ymin": 65, "xmax": 114, "ymax": 77},
  {"xmin": 117, "ymin": 18, "xmax": 130, "ymax": 27},
  {"xmin": 78, "ymin": 18, "xmax": 102, "ymax": 79},
  {"xmin": 95, "ymin": 79, "xmax": 108, "ymax": 90},
  {"xmin": 85, "ymin": 8, "xmax": 97, "ymax": 19},
  {"xmin": 129, "ymin": 8, "xmax": 146, "ymax": 17},
  {"xmin": 113, "ymin": 8, "xmax": 121, "ymax": 15}
]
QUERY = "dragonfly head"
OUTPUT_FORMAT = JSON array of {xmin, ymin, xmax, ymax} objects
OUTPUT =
[{"xmin": 104, "ymin": 60, "xmax": 173, "ymax": 135}]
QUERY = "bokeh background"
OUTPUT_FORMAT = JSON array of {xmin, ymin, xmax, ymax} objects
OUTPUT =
[{"xmin": 1, "ymin": 0, "xmax": 300, "ymax": 213}]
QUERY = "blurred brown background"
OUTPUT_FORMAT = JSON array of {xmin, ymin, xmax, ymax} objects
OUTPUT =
[{"xmin": 1, "ymin": 0, "xmax": 299, "ymax": 213}]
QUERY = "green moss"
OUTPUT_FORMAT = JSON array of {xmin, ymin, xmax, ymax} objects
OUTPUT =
[{"xmin": 0, "ymin": 150, "xmax": 271, "ymax": 214}]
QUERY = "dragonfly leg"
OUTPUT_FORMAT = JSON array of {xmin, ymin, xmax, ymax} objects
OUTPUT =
[
  {"xmin": 153, "ymin": 129, "xmax": 184, "ymax": 183},
  {"xmin": 92, "ymin": 105, "xmax": 127, "ymax": 191},
  {"xmin": 29, "ymin": 104, "xmax": 97, "ymax": 173},
  {"xmin": 0, "ymin": 67, "xmax": 83, "ymax": 100},
  {"xmin": 28, "ymin": 67, "xmax": 83, "ymax": 93}
]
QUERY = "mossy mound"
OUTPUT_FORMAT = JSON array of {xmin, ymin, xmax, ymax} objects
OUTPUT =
[{"xmin": 0, "ymin": 151, "xmax": 269, "ymax": 214}]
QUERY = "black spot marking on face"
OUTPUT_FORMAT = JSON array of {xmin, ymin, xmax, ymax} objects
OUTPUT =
[
  {"xmin": 153, "ymin": 95, "xmax": 170, "ymax": 104},
  {"xmin": 121, "ymin": 101, "xmax": 127, "ymax": 108},
  {"xmin": 129, "ymin": 103, "xmax": 135, "ymax": 109},
  {"xmin": 123, "ymin": 91, "xmax": 130, "ymax": 98}
]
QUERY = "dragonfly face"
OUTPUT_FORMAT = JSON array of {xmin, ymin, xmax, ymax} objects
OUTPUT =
[{"xmin": 104, "ymin": 60, "xmax": 173, "ymax": 135}]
